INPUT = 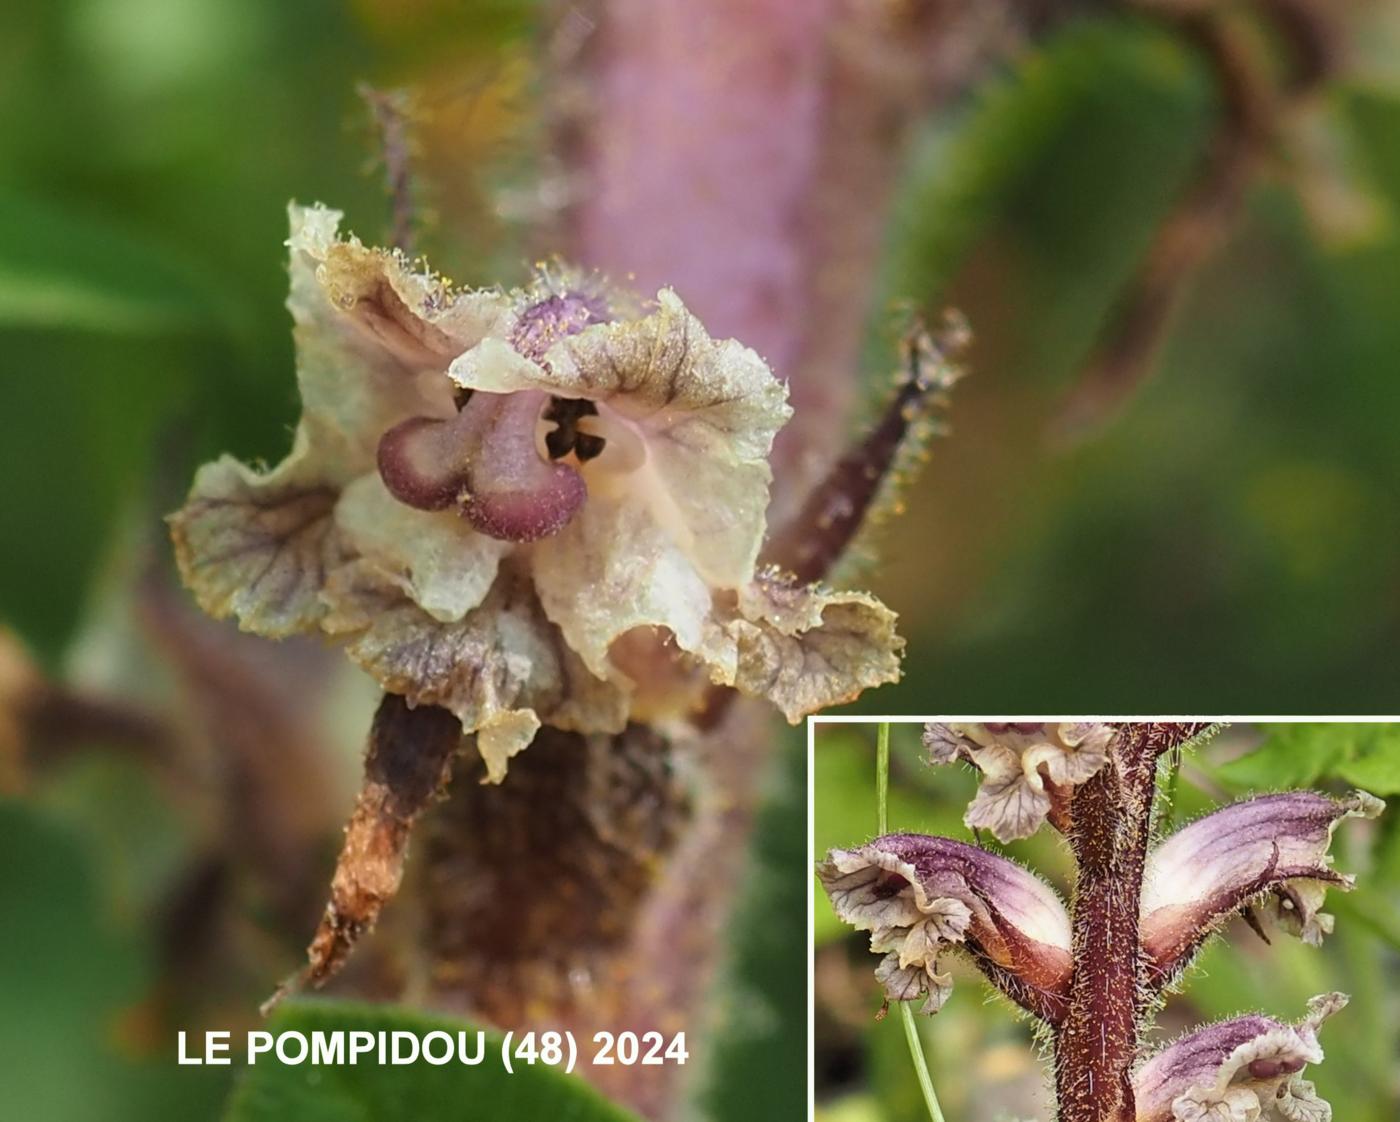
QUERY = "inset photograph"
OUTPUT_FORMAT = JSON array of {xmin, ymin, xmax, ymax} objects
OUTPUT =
[{"xmin": 812, "ymin": 720, "xmax": 1400, "ymax": 1122}]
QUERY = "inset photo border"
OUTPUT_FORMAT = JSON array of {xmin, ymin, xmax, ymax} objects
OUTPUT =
[{"xmin": 807, "ymin": 718, "xmax": 1400, "ymax": 1122}]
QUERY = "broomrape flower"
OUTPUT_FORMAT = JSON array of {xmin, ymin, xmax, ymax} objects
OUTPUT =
[
  {"xmin": 817, "ymin": 833, "xmax": 1072, "ymax": 1021},
  {"xmin": 1132, "ymin": 994, "xmax": 1346, "ymax": 1122},
  {"xmin": 1140, "ymin": 790, "xmax": 1384, "ymax": 983},
  {"xmin": 922, "ymin": 721, "xmax": 1116, "ymax": 841},
  {"xmin": 170, "ymin": 204, "xmax": 901, "ymax": 780}
]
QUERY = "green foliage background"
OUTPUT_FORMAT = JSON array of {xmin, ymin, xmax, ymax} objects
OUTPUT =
[
  {"xmin": 813, "ymin": 722, "xmax": 1400, "ymax": 1122},
  {"xmin": 3, "ymin": 0, "xmax": 1400, "ymax": 1118}
]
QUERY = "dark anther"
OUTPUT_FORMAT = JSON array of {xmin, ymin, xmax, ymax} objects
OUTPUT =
[
  {"xmin": 574, "ymin": 432, "xmax": 606, "ymax": 461},
  {"xmin": 543, "ymin": 396, "xmax": 604, "ymax": 461}
]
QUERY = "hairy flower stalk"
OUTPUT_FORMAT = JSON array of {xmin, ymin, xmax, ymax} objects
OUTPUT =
[
  {"xmin": 818, "ymin": 722, "xmax": 1384, "ymax": 1122},
  {"xmin": 1054, "ymin": 724, "xmax": 1202, "ymax": 1122}
]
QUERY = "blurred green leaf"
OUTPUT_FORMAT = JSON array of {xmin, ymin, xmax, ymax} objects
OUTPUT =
[
  {"xmin": 1214, "ymin": 723, "xmax": 1400, "ymax": 793},
  {"xmin": 863, "ymin": 14, "xmax": 1208, "ymax": 396},
  {"xmin": 225, "ymin": 1001, "xmax": 640, "ymax": 1122},
  {"xmin": 880, "ymin": 17, "xmax": 1196, "ymax": 309},
  {"xmin": 1215, "ymin": 723, "xmax": 1357, "ymax": 789},
  {"xmin": 701, "ymin": 730, "xmax": 809, "ymax": 1121},
  {"xmin": 0, "ymin": 798, "xmax": 229, "ymax": 1121},
  {"xmin": 1330, "ymin": 892, "xmax": 1400, "ymax": 951},
  {"xmin": 815, "ymin": 1093, "xmax": 884, "ymax": 1122},
  {"xmin": 0, "ymin": 331, "xmax": 188, "ymax": 661},
  {"xmin": 0, "ymin": 798, "xmax": 138, "ymax": 1120},
  {"xmin": 1333, "ymin": 726, "xmax": 1400, "ymax": 794},
  {"xmin": 0, "ymin": 189, "xmax": 219, "ymax": 334}
]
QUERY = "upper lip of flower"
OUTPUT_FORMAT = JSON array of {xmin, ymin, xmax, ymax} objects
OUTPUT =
[{"xmin": 922, "ymin": 721, "xmax": 1118, "ymax": 842}]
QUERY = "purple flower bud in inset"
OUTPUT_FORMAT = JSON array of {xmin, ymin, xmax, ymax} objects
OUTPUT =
[
  {"xmin": 817, "ymin": 833, "xmax": 1072, "ymax": 1022},
  {"xmin": 1133, "ymin": 993, "xmax": 1346, "ymax": 1122},
  {"xmin": 922, "ymin": 722, "xmax": 1117, "ymax": 842},
  {"xmin": 1140, "ymin": 791, "xmax": 1383, "ymax": 986}
]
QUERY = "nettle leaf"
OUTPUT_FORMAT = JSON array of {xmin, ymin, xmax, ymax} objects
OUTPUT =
[
  {"xmin": 1216, "ymin": 723, "xmax": 1357, "ymax": 789},
  {"xmin": 869, "ymin": 16, "xmax": 1204, "ymax": 357},
  {"xmin": 224, "ymin": 1001, "xmax": 641, "ymax": 1122},
  {"xmin": 1333, "ymin": 725, "xmax": 1400, "ymax": 794}
]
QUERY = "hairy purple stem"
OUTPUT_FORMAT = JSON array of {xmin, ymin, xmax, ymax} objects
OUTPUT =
[
  {"xmin": 1055, "ymin": 723, "xmax": 1212, "ymax": 1122},
  {"xmin": 1057, "ymin": 755, "xmax": 1142, "ymax": 1122},
  {"xmin": 557, "ymin": 0, "xmax": 1008, "ymax": 514}
]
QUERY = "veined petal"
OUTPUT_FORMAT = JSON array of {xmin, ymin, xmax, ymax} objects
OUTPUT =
[
  {"xmin": 334, "ymin": 473, "xmax": 509, "ymax": 623},
  {"xmin": 1274, "ymin": 1079, "xmax": 1330, "ymax": 1122},
  {"xmin": 321, "ymin": 560, "xmax": 628, "ymax": 782},
  {"xmin": 924, "ymin": 722, "xmax": 1116, "ymax": 842},
  {"xmin": 169, "ymin": 436, "xmax": 345, "ymax": 638},
  {"xmin": 170, "ymin": 206, "xmax": 513, "ymax": 637},
  {"xmin": 1141, "ymin": 792, "xmax": 1383, "ymax": 980},
  {"xmin": 287, "ymin": 203, "xmax": 512, "ymax": 483},
  {"xmin": 922, "ymin": 722, "xmax": 966, "ymax": 764},
  {"xmin": 963, "ymin": 755, "xmax": 1053, "ymax": 844},
  {"xmin": 714, "ymin": 572, "xmax": 903, "ymax": 723},
  {"xmin": 818, "ymin": 834, "xmax": 1072, "ymax": 1021},
  {"xmin": 874, "ymin": 953, "xmax": 956, "ymax": 1016},
  {"xmin": 533, "ymin": 506, "xmax": 902, "ymax": 725},
  {"xmin": 531, "ymin": 492, "xmax": 714, "ymax": 682},
  {"xmin": 1133, "ymin": 994, "xmax": 1346, "ymax": 1122}
]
